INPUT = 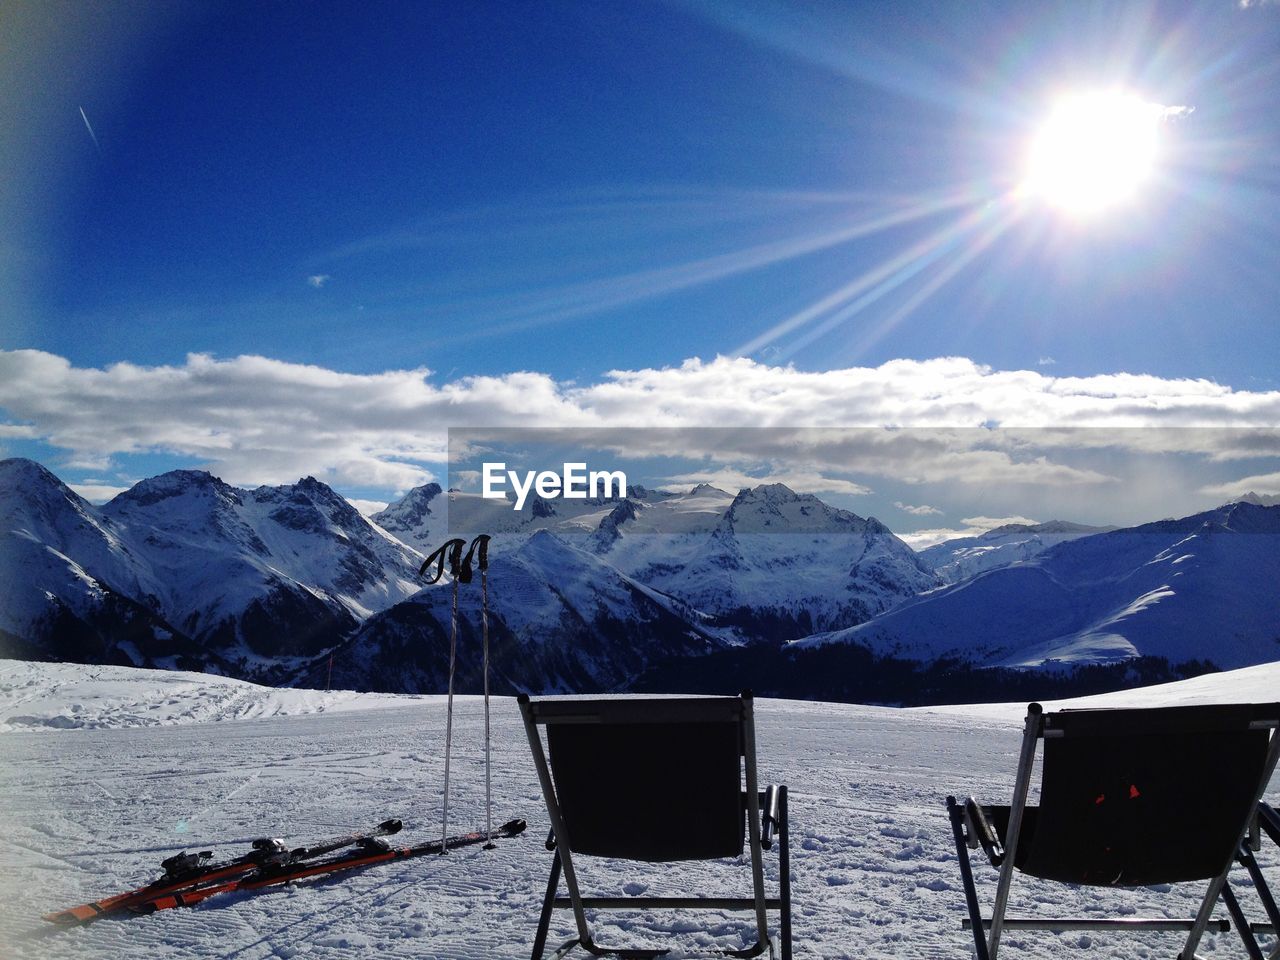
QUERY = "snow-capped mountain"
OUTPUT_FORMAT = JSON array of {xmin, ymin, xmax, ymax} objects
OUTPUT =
[
  {"xmin": 918, "ymin": 520, "xmax": 1115, "ymax": 584},
  {"xmin": 794, "ymin": 501, "xmax": 1280, "ymax": 671},
  {"xmin": 370, "ymin": 483, "xmax": 654, "ymax": 551},
  {"xmin": 330, "ymin": 530, "xmax": 727, "ymax": 694},
  {"xmin": 1233, "ymin": 491, "xmax": 1280, "ymax": 507},
  {"xmin": 375, "ymin": 480, "xmax": 938, "ymax": 643},
  {"xmin": 595, "ymin": 483, "xmax": 938, "ymax": 638},
  {"xmin": 99, "ymin": 471, "xmax": 424, "ymax": 667},
  {"xmin": 0, "ymin": 460, "xmax": 425, "ymax": 679},
  {"xmin": 0, "ymin": 459, "xmax": 205, "ymax": 669},
  {"xmin": 13, "ymin": 456, "xmax": 1274, "ymax": 699},
  {"xmin": 369, "ymin": 482, "xmax": 446, "ymax": 553}
]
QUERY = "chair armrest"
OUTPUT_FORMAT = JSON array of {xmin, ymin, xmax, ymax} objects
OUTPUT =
[
  {"xmin": 1259, "ymin": 802, "xmax": 1280, "ymax": 849},
  {"xmin": 760, "ymin": 784, "xmax": 785, "ymax": 850},
  {"xmin": 964, "ymin": 797, "xmax": 1005, "ymax": 867}
]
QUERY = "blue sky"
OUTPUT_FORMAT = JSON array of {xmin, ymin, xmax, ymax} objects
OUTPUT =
[{"xmin": 3, "ymin": 0, "xmax": 1280, "ymax": 531}]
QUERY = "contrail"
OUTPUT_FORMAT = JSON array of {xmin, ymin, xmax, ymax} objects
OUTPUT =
[{"xmin": 79, "ymin": 106, "xmax": 101, "ymax": 153}]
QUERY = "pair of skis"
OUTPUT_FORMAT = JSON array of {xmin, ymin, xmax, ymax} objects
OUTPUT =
[{"xmin": 45, "ymin": 816, "xmax": 526, "ymax": 924}]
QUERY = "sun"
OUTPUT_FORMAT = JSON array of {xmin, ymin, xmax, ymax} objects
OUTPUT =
[{"xmin": 1023, "ymin": 91, "xmax": 1166, "ymax": 218}]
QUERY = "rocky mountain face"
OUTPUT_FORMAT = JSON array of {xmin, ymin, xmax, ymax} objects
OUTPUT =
[
  {"xmin": 0, "ymin": 459, "xmax": 200, "ymax": 669},
  {"xmin": 592, "ymin": 483, "xmax": 938, "ymax": 639}
]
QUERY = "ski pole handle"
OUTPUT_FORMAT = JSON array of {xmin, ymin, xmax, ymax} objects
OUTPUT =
[{"xmin": 419, "ymin": 538, "xmax": 465, "ymax": 584}]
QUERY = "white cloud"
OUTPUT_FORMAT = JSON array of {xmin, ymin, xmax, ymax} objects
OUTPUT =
[
  {"xmin": 1037, "ymin": 356, "xmax": 1056, "ymax": 366},
  {"xmin": 894, "ymin": 501, "xmax": 942, "ymax": 516},
  {"xmin": 307, "ymin": 274, "xmax": 331, "ymax": 288},
  {"xmin": 2, "ymin": 350, "xmax": 1279, "ymax": 495},
  {"xmin": 63, "ymin": 453, "xmax": 114, "ymax": 470},
  {"xmin": 1200, "ymin": 471, "xmax": 1280, "ymax": 499},
  {"xmin": 896, "ymin": 515, "xmax": 1041, "ymax": 550},
  {"xmin": 69, "ymin": 482, "xmax": 131, "ymax": 503},
  {"xmin": 960, "ymin": 515, "xmax": 1041, "ymax": 530},
  {"xmin": 346, "ymin": 497, "xmax": 390, "ymax": 517}
]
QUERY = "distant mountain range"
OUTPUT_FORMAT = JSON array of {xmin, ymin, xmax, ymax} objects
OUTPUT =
[
  {"xmin": 794, "ymin": 501, "xmax": 1280, "ymax": 671},
  {"xmin": 0, "ymin": 459, "xmax": 423, "ymax": 681},
  {"xmin": 2, "ymin": 457, "xmax": 1277, "ymax": 702}
]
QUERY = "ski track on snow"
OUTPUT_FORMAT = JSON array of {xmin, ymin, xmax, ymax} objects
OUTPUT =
[{"xmin": 0, "ymin": 660, "xmax": 1278, "ymax": 959}]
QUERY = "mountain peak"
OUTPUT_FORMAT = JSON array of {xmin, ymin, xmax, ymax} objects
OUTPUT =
[
  {"xmin": 984, "ymin": 519, "xmax": 1112, "ymax": 538},
  {"xmin": 741, "ymin": 482, "xmax": 799, "ymax": 502},
  {"xmin": 109, "ymin": 470, "xmax": 240, "ymax": 509},
  {"xmin": 0, "ymin": 458, "xmax": 86, "ymax": 506},
  {"xmin": 721, "ymin": 483, "xmax": 869, "ymax": 534},
  {"xmin": 688, "ymin": 482, "xmax": 729, "ymax": 497},
  {"xmin": 1232, "ymin": 491, "xmax": 1280, "ymax": 508},
  {"xmin": 0, "ymin": 458, "xmax": 97, "ymax": 528},
  {"xmin": 373, "ymin": 483, "xmax": 443, "ymax": 526},
  {"xmin": 0, "ymin": 457, "xmax": 64, "ymax": 485}
]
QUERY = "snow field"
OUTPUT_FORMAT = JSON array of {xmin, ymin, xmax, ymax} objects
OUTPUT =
[
  {"xmin": 0, "ymin": 661, "xmax": 1276, "ymax": 959},
  {"xmin": 0, "ymin": 660, "xmax": 426, "ymax": 732}
]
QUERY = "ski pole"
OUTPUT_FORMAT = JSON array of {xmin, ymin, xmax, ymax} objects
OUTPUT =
[
  {"xmin": 441, "ymin": 555, "xmax": 460, "ymax": 851},
  {"xmin": 419, "ymin": 538, "xmax": 467, "ymax": 853},
  {"xmin": 469, "ymin": 535, "xmax": 494, "ymax": 848}
]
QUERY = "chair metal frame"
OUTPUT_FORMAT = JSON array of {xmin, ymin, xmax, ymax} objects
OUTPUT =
[
  {"xmin": 518, "ymin": 692, "xmax": 792, "ymax": 960},
  {"xmin": 947, "ymin": 701, "xmax": 1280, "ymax": 960},
  {"xmin": 1237, "ymin": 802, "xmax": 1280, "ymax": 959}
]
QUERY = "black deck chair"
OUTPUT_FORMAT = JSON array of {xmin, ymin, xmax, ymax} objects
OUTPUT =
[
  {"xmin": 518, "ymin": 691, "xmax": 792, "ymax": 959},
  {"xmin": 946, "ymin": 701, "xmax": 1280, "ymax": 960}
]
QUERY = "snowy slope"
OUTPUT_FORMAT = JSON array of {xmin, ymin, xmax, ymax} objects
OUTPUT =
[
  {"xmin": 926, "ymin": 659, "xmax": 1280, "ymax": 722},
  {"xmin": 918, "ymin": 520, "xmax": 1114, "ymax": 584},
  {"xmin": 0, "ymin": 460, "xmax": 200, "ymax": 668},
  {"xmin": 0, "ymin": 659, "xmax": 1277, "ymax": 960},
  {"xmin": 0, "ymin": 659, "xmax": 423, "ymax": 732},
  {"xmin": 334, "ymin": 530, "xmax": 727, "ymax": 694},
  {"xmin": 0, "ymin": 460, "xmax": 158, "ymax": 604},
  {"xmin": 794, "ymin": 502, "xmax": 1280, "ymax": 670}
]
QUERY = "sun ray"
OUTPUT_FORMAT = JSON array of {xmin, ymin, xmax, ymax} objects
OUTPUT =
[
  {"xmin": 735, "ymin": 199, "xmax": 1001, "ymax": 359},
  {"xmin": 413, "ymin": 188, "xmax": 983, "ymax": 348},
  {"xmin": 837, "ymin": 204, "xmax": 1022, "ymax": 364}
]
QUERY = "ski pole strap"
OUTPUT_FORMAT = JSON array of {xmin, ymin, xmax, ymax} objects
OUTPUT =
[
  {"xmin": 419, "ymin": 538, "xmax": 465, "ymax": 584},
  {"xmin": 463, "ymin": 534, "xmax": 490, "ymax": 574},
  {"xmin": 454, "ymin": 532, "xmax": 489, "ymax": 584}
]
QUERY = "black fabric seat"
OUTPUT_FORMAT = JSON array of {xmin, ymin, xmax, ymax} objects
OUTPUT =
[
  {"xmin": 947, "ymin": 701, "xmax": 1280, "ymax": 960},
  {"xmin": 546, "ymin": 717, "xmax": 744, "ymax": 862},
  {"xmin": 520, "ymin": 692, "xmax": 792, "ymax": 959}
]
